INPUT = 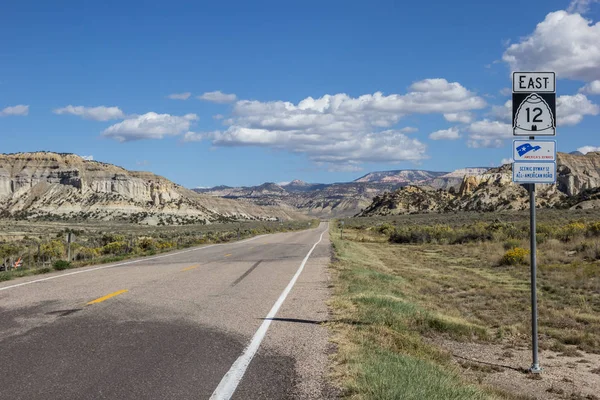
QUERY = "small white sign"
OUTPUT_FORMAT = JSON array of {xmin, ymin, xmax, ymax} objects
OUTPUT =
[
  {"xmin": 512, "ymin": 162, "xmax": 556, "ymax": 184},
  {"xmin": 513, "ymin": 72, "xmax": 555, "ymax": 93},
  {"xmin": 513, "ymin": 140, "xmax": 556, "ymax": 162}
]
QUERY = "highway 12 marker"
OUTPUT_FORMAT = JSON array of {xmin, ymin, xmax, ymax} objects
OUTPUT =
[{"xmin": 511, "ymin": 71, "xmax": 557, "ymax": 375}]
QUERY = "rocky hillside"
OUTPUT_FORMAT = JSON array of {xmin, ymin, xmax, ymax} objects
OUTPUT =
[
  {"xmin": 0, "ymin": 152, "xmax": 304, "ymax": 224},
  {"xmin": 358, "ymin": 152, "xmax": 600, "ymax": 217}
]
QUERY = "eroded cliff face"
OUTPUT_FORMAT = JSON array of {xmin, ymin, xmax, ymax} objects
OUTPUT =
[
  {"xmin": 359, "ymin": 152, "xmax": 600, "ymax": 216},
  {"xmin": 0, "ymin": 152, "xmax": 303, "ymax": 223},
  {"xmin": 556, "ymin": 152, "xmax": 600, "ymax": 196}
]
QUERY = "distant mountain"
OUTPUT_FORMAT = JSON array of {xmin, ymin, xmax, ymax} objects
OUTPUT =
[
  {"xmin": 194, "ymin": 168, "xmax": 491, "ymax": 217},
  {"xmin": 354, "ymin": 169, "xmax": 446, "ymax": 184}
]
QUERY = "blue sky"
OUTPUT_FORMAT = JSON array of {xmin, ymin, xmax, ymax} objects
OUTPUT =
[{"xmin": 1, "ymin": 0, "xmax": 600, "ymax": 187}]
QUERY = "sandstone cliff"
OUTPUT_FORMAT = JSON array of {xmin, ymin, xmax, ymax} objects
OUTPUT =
[{"xmin": 0, "ymin": 152, "xmax": 304, "ymax": 224}]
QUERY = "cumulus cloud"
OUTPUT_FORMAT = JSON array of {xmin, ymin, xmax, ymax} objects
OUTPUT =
[
  {"xmin": 429, "ymin": 127, "xmax": 461, "ymax": 140},
  {"xmin": 183, "ymin": 79, "xmax": 486, "ymax": 168},
  {"xmin": 399, "ymin": 126, "xmax": 418, "ymax": 133},
  {"xmin": 502, "ymin": 11, "xmax": 600, "ymax": 82},
  {"xmin": 567, "ymin": 0, "xmax": 600, "ymax": 14},
  {"xmin": 578, "ymin": 145, "xmax": 600, "ymax": 154},
  {"xmin": 580, "ymin": 80, "xmax": 600, "ymax": 95},
  {"xmin": 443, "ymin": 112, "xmax": 473, "ymax": 124},
  {"xmin": 103, "ymin": 112, "xmax": 198, "ymax": 142},
  {"xmin": 467, "ymin": 119, "xmax": 512, "ymax": 148},
  {"xmin": 167, "ymin": 92, "xmax": 191, "ymax": 100},
  {"xmin": 557, "ymin": 94, "xmax": 600, "ymax": 125},
  {"xmin": 213, "ymin": 114, "xmax": 224, "ymax": 120},
  {"xmin": 198, "ymin": 91, "xmax": 237, "ymax": 104},
  {"xmin": 490, "ymin": 100, "xmax": 512, "ymax": 123},
  {"xmin": 54, "ymin": 105, "xmax": 125, "ymax": 121},
  {"xmin": 501, "ymin": 158, "xmax": 514, "ymax": 165},
  {"xmin": 0, "ymin": 104, "xmax": 29, "ymax": 117}
]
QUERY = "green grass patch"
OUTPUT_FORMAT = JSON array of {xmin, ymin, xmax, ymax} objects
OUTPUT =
[{"xmin": 329, "ymin": 224, "xmax": 498, "ymax": 399}]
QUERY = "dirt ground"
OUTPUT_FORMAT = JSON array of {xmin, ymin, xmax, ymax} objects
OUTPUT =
[{"xmin": 436, "ymin": 338, "xmax": 600, "ymax": 399}]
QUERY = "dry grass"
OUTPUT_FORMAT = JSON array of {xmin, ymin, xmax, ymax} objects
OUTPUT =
[{"xmin": 329, "ymin": 211, "xmax": 600, "ymax": 399}]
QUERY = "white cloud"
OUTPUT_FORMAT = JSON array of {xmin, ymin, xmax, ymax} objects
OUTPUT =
[
  {"xmin": 443, "ymin": 112, "xmax": 473, "ymax": 124},
  {"xmin": 467, "ymin": 119, "xmax": 512, "ymax": 148},
  {"xmin": 167, "ymin": 92, "xmax": 191, "ymax": 100},
  {"xmin": 578, "ymin": 145, "xmax": 600, "ymax": 154},
  {"xmin": 399, "ymin": 126, "xmax": 418, "ymax": 133},
  {"xmin": 429, "ymin": 127, "xmax": 461, "ymax": 140},
  {"xmin": 198, "ymin": 91, "xmax": 237, "ymax": 104},
  {"xmin": 500, "ymin": 87, "xmax": 512, "ymax": 96},
  {"xmin": 80, "ymin": 155, "xmax": 94, "ymax": 161},
  {"xmin": 213, "ymin": 114, "xmax": 225, "ymax": 120},
  {"xmin": 0, "ymin": 104, "xmax": 29, "ymax": 117},
  {"xmin": 103, "ymin": 112, "xmax": 198, "ymax": 142},
  {"xmin": 54, "ymin": 105, "xmax": 125, "ymax": 121},
  {"xmin": 490, "ymin": 100, "xmax": 512, "ymax": 123},
  {"xmin": 501, "ymin": 158, "xmax": 514, "ymax": 165},
  {"xmin": 502, "ymin": 11, "xmax": 600, "ymax": 82},
  {"xmin": 557, "ymin": 93, "xmax": 600, "ymax": 125},
  {"xmin": 183, "ymin": 79, "xmax": 486, "ymax": 168},
  {"xmin": 580, "ymin": 80, "xmax": 600, "ymax": 94},
  {"xmin": 568, "ymin": 0, "xmax": 600, "ymax": 14}
]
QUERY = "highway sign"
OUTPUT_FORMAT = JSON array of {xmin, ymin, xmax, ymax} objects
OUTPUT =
[
  {"xmin": 513, "ymin": 72, "xmax": 555, "ymax": 92},
  {"xmin": 513, "ymin": 72, "xmax": 556, "ymax": 136},
  {"xmin": 513, "ymin": 140, "xmax": 556, "ymax": 162},
  {"xmin": 512, "ymin": 162, "xmax": 556, "ymax": 184}
]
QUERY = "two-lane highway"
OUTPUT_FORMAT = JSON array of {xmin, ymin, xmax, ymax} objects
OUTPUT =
[{"xmin": 0, "ymin": 222, "xmax": 332, "ymax": 399}]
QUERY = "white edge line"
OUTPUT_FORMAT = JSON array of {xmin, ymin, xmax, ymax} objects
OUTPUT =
[
  {"xmin": 209, "ymin": 224, "xmax": 327, "ymax": 400},
  {"xmin": 0, "ymin": 234, "xmax": 268, "ymax": 292}
]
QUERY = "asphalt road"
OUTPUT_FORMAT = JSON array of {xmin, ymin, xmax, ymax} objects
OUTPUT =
[{"xmin": 0, "ymin": 222, "xmax": 333, "ymax": 400}]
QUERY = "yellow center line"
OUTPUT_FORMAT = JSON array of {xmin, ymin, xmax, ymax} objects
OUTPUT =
[
  {"xmin": 181, "ymin": 265, "xmax": 200, "ymax": 272},
  {"xmin": 224, "ymin": 254, "xmax": 232, "ymax": 257},
  {"xmin": 86, "ymin": 289, "xmax": 129, "ymax": 305}
]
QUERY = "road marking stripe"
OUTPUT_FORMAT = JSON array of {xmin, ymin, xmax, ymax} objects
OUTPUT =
[
  {"xmin": 181, "ymin": 265, "xmax": 200, "ymax": 272},
  {"xmin": 0, "ymin": 234, "xmax": 268, "ymax": 292},
  {"xmin": 210, "ymin": 225, "xmax": 326, "ymax": 400},
  {"xmin": 224, "ymin": 254, "xmax": 232, "ymax": 257},
  {"xmin": 86, "ymin": 289, "xmax": 128, "ymax": 305}
]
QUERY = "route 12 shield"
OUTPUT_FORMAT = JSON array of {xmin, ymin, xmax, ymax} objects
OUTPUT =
[{"xmin": 512, "ymin": 72, "xmax": 556, "ymax": 136}]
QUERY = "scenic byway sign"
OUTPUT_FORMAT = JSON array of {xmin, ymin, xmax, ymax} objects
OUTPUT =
[
  {"xmin": 512, "ymin": 72, "xmax": 556, "ymax": 136},
  {"xmin": 513, "ymin": 162, "xmax": 556, "ymax": 184},
  {"xmin": 513, "ymin": 140, "xmax": 556, "ymax": 162}
]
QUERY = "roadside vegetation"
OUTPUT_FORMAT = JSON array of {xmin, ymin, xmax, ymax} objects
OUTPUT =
[
  {"xmin": 329, "ymin": 209, "xmax": 600, "ymax": 399},
  {"xmin": 0, "ymin": 219, "xmax": 319, "ymax": 281}
]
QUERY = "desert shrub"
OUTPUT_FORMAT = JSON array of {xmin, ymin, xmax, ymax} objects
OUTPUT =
[
  {"xmin": 377, "ymin": 223, "xmax": 395, "ymax": 236},
  {"xmin": 101, "ymin": 241, "xmax": 128, "ymax": 255},
  {"xmin": 75, "ymin": 247, "xmax": 98, "ymax": 261},
  {"xmin": 503, "ymin": 239, "xmax": 521, "ymax": 250},
  {"xmin": 39, "ymin": 240, "xmax": 65, "ymax": 260},
  {"xmin": 101, "ymin": 233, "xmax": 126, "ymax": 246},
  {"xmin": 499, "ymin": 247, "xmax": 529, "ymax": 266},
  {"xmin": 157, "ymin": 241, "xmax": 176, "ymax": 250},
  {"xmin": 137, "ymin": 237, "xmax": 156, "ymax": 251},
  {"xmin": 53, "ymin": 260, "xmax": 71, "ymax": 270},
  {"xmin": 557, "ymin": 222, "xmax": 586, "ymax": 242},
  {"xmin": 587, "ymin": 222, "xmax": 600, "ymax": 236}
]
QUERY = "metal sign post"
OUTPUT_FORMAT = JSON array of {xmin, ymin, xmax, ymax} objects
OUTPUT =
[{"xmin": 512, "ymin": 71, "xmax": 556, "ymax": 374}]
